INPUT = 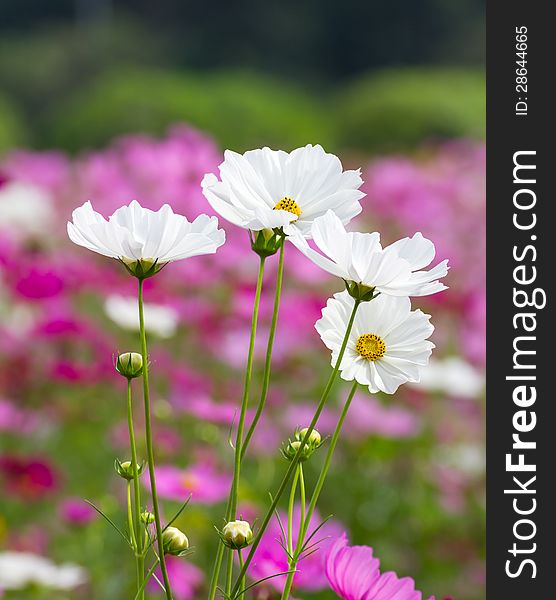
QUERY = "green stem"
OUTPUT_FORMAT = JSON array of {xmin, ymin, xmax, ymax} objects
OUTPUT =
[
  {"xmin": 134, "ymin": 559, "xmax": 161, "ymax": 600},
  {"xmin": 282, "ymin": 382, "xmax": 359, "ymax": 599},
  {"xmin": 299, "ymin": 464, "xmax": 306, "ymax": 541},
  {"xmin": 208, "ymin": 543, "xmax": 225, "ymax": 600},
  {"xmin": 281, "ymin": 463, "xmax": 305, "ymax": 600},
  {"xmin": 225, "ymin": 549, "xmax": 234, "ymax": 596},
  {"xmin": 302, "ymin": 380, "xmax": 359, "ymax": 539},
  {"xmin": 238, "ymin": 550, "xmax": 246, "ymax": 600},
  {"xmin": 287, "ymin": 468, "xmax": 300, "ymax": 557},
  {"xmin": 229, "ymin": 255, "xmax": 266, "ymax": 517},
  {"xmin": 230, "ymin": 299, "xmax": 361, "ymax": 598},
  {"xmin": 241, "ymin": 240, "xmax": 285, "ymax": 459},
  {"xmin": 127, "ymin": 379, "xmax": 145, "ymax": 599},
  {"xmin": 127, "ymin": 481, "xmax": 137, "ymax": 549},
  {"xmin": 208, "ymin": 256, "xmax": 266, "ymax": 600},
  {"xmin": 138, "ymin": 278, "xmax": 173, "ymax": 600}
]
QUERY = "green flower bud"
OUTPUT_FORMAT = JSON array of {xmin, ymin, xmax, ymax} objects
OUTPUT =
[
  {"xmin": 281, "ymin": 427, "xmax": 323, "ymax": 462},
  {"xmin": 162, "ymin": 526, "xmax": 189, "ymax": 556},
  {"xmin": 141, "ymin": 511, "xmax": 155, "ymax": 525},
  {"xmin": 297, "ymin": 427, "xmax": 322, "ymax": 446},
  {"xmin": 121, "ymin": 257, "xmax": 166, "ymax": 279},
  {"xmin": 250, "ymin": 228, "xmax": 284, "ymax": 257},
  {"xmin": 114, "ymin": 459, "xmax": 145, "ymax": 480},
  {"xmin": 221, "ymin": 520, "xmax": 253, "ymax": 550},
  {"xmin": 116, "ymin": 352, "xmax": 143, "ymax": 379},
  {"xmin": 344, "ymin": 280, "xmax": 377, "ymax": 302}
]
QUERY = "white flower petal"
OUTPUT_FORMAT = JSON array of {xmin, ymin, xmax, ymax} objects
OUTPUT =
[
  {"xmin": 315, "ymin": 291, "xmax": 435, "ymax": 395},
  {"xmin": 386, "ymin": 232, "xmax": 436, "ymax": 270},
  {"xmin": 67, "ymin": 200, "xmax": 225, "ymax": 265},
  {"xmin": 291, "ymin": 211, "xmax": 448, "ymax": 298},
  {"xmin": 201, "ymin": 145, "xmax": 364, "ymax": 238}
]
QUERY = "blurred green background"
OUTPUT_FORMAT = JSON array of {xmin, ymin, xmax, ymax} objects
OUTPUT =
[{"xmin": 0, "ymin": 0, "xmax": 484, "ymax": 155}]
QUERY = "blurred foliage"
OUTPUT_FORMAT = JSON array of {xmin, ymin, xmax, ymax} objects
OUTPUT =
[
  {"xmin": 45, "ymin": 66, "xmax": 484, "ymax": 155},
  {"xmin": 334, "ymin": 68, "xmax": 485, "ymax": 153},
  {"xmin": 45, "ymin": 67, "xmax": 334, "ymax": 153},
  {"xmin": 0, "ymin": 1, "xmax": 485, "ymax": 81},
  {"xmin": 0, "ymin": 93, "xmax": 28, "ymax": 152},
  {"xmin": 0, "ymin": 15, "xmax": 484, "ymax": 155},
  {"xmin": 0, "ymin": 18, "xmax": 170, "ymax": 148},
  {"xmin": 0, "ymin": 19, "xmax": 168, "ymax": 109}
]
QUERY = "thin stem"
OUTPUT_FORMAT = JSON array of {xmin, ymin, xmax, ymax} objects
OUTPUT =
[
  {"xmin": 134, "ymin": 559, "xmax": 161, "ymax": 600},
  {"xmin": 208, "ymin": 543, "xmax": 225, "ymax": 600},
  {"xmin": 231, "ymin": 299, "xmax": 361, "ymax": 598},
  {"xmin": 241, "ymin": 241, "xmax": 285, "ymax": 458},
  {"xmin": 281, "ymin": 382, "xmax": 359, "ymax": 599},
  {"xmin": 287, "ymin": 468, "xmax": 300, "ymax": 557},
  {"xmin": 225, "ymin": 549, "xmax": 234, "ymax": 597},
  {"xmin": 138, "ymin": 278, "xmax": 173, "ymax": 600},
  {"xmin": 280, "ymin": 463, "xmax": 305, "ymax": 600},
  {"xmin": 127, "ymin": 481, "xmax": 137, "ymax": 549},
  {"xmin": 208, "ymin": 256, "xmax": 266, "ymax": 600},
  {"xmin": 301, "ymin": 380, "xmax": 359, "ymax": 541},
  {"xmin": 238, "ymin": 550, "xmax": 246, "ymax": 600},
  {"xmin": 299, "ymin": 464, "xmax": 306, "ymax": 541},
  {"xmin": 127, "ymin": 378, "xmax": 145, "ymax": 599},
  {"xmin": 229, "ymin": 255, "xmax": 266, "ymax": 517}
]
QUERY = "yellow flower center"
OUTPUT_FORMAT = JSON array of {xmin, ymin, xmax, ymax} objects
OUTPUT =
[
  {"xmin": 356, "ymin": 333, "xmax": 386, "ymax": 361},
  {"xmin": 274, "ymin": 197, "xmax": 301, "ymax": 218}
]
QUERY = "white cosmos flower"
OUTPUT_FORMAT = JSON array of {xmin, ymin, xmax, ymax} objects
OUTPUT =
[
  {"xmin": 411, "ymin": 356, "xmax": 485, "ymax": 399},
  {"xmin": 67, "ymin": 200, "xmax": 225, "ymax": 275},
  {"xmin": 316, "ymin": 291, "xmax": 434, "ymax": 394},
  {"xmin": 201, "ymin": 144, "xmax": 364, "ymax": 238},
  {"xmin": 0, "ymin": 181, "xmax": 54, "ymax": 239},
  {"xmin": 0, "ymin": 551, "xmax": 87, "ymax": 591},
  {"xmin": 105, "ymin": 295, "xmax": 179, "ymax": 338},
  {"xmin": 290, "ymin": 210, "xmax": 449, "ymax": 297}
]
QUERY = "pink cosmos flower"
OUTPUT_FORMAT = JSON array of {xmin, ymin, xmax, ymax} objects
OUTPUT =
[
  {"xmin": 176, "ymin": 393, "xmax": 253, "ymax": 426},
  {"xmin": 59, "ymin": 498, "xmax": 98, "ymax": 526},
  {"xmin": 0, "ymin": 456, "xmax": 58, "ymax": 500},
  {"xmin": 363, "ymin": 142, "xmax": 485, "ymax": 367},
  {"xmin": 148, "ymin": 556, "xmax": 204, "ymax": 600},
  {"xmin": 325, "ymin": 533, "xmax": 434, "ymax": 600},
  {"xmin": 0, "ymin": 399, "xmax": 39, "ymax": 435},
  {"xmin": 342, "ymin": 393, "xmax": 421, "ymax": 440},
  {"xmin": 153, "ymin": 462, "xmax": 230, "ymax": 504},
  {"xmin": 249, "ymin": 505, "xmax": 343, "ymax": 594},
  {"xmin": 14, "ymin": 267, "xmax": 65, "ymax": 300}
]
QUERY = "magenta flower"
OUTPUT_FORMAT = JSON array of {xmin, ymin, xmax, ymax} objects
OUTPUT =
[
  {"xmin": 325, "ymin": 534, "xmax": 434, "ymax": 600},
  {"xmin": 148, "ymin": 556, "xmax": 204, "ymax": 600},
  {"xmin": 153, "ymin": 462, "xmax": 230, "ymax": 504},
  {"xmin": 59, "ymin": 498, "xmax": 98, "ymax": 526},
  {"xmin": 0, "ymin": 455, "xmax": 58, "ymax": 500},
  {"xmin": 363, "ymin": 142, "xmax": 485, "ymax": 367},
  {"xmin": 15, "ymin": 267, "xmax": 65, "ymax": 300},
  {"xmin": 0, "ymin": 399, "xmax": 39, "ymax": 435},
  {"xmin": 249, "ymin": 505, "xmax": 343, "ymax": 593}
]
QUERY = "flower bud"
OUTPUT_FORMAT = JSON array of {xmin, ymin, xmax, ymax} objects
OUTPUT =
[
  {"xmin": 114, "ymin": 459, "xmax": 145, "ymax": 480},
  {"xmin": 297, "ymin": 427, "xmax": 322, "ymax": 446},
  {"xmin": 121, "ymin": 257, "xmax": 166, "ymax": 279},
  {"xmin": 250, "ymin": 229, "xmax": 284, "ymax": 257},
  {"xmin": 141, "ymin": 511, "xmax": 155, "ymax": 525},
  {"xmin": 344, "ymin": 280, "xmax": 377, "ymax": 302},
  {"xmin": 116, "ymin": 352, "xmax": 143, "ymax": 379},
  {"xmin": 281, "ymin": 427, "xmax": 323, "ymax": 462},
  {"xmin": 221, "ymin": 520, "xmax": 253, "ymax": 550},
  {"xmin": 162, "ymin": 526, "xmax": 189, "ymax": 556}
]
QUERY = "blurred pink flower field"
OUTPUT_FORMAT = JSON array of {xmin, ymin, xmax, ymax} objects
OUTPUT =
[{"xmin": 0, "ymin": 127, "xmax": 485, "ymax": 600}]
